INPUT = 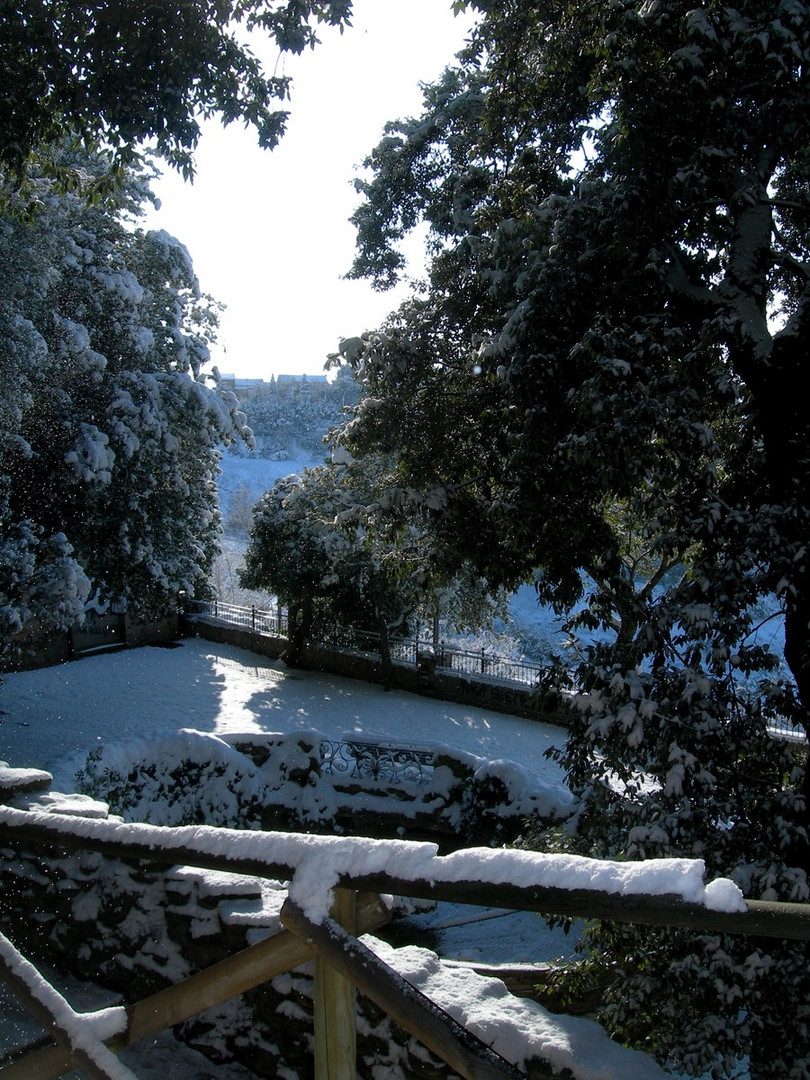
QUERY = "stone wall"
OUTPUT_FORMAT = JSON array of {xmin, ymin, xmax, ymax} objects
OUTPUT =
[{"xmin": 1, "ymin": 611, "xmax": 182, "ymax": 674}]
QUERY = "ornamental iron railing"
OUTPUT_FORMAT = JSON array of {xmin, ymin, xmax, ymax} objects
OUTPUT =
[{"xmin": 319, "ymin": 738, "xmax": 436, "ymax": 786}]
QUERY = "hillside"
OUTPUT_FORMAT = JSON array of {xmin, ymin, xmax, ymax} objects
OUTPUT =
[{"xmin": 228, "ymin": 369, "xmax": 360, "ymax": 460}]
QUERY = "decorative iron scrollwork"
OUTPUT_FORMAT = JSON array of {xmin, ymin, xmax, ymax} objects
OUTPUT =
[{"xmin": 319, "ymin": 739, "xmax": 434, "ymax": 786}]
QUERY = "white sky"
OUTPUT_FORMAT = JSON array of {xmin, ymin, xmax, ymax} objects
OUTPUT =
[{"xmin": 143, "ymin": 0, "xmax": 476, "ymax": 381}]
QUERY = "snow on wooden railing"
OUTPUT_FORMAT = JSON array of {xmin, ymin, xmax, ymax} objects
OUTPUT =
[
  {"xmin": 0, "ymin": 929, "xmax": 132, "ymax": 1080},
  {"xmin": 2, "ymin": 804, "xmax": 810, "ymax": 1080},
  {"xmin": 0, "ymin": 890, "xmax": 391, "ymax": 1080},
  {"xmin": 3, "ymin": 806, "xmax": 809, "ymax": 938}
]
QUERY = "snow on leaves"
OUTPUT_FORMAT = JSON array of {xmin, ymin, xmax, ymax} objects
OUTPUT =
[
  {"xmin": 338, "ymin": 1, "xmax": 810, "ymax": 1073},
  {"xmin": 1, "ymin": 152, "xmax": 251, "ymax": 648}
]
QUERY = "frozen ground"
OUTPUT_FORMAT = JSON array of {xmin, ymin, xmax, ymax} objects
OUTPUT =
[
  {"xmin": 0, "ymin": 638, "xmax": 568, "ymax": 791},
  {"xmin": 216, "ymin": 450, "xmax": 321, "ymax": 522}
]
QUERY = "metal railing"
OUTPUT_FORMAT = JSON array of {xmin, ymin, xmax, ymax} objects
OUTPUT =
[
  {"xmin": 433, "ymin": 643, "xmax": 543, "ymax": 686},
  {"xmin": 319, "ymin": 737, "xmax": 436, "ymax": 786},
  {"xmin": 186, "ymin": 599, "xmax": 542, "ymax": 688},
  {"xmin": 191, "ymin": 598, "xmax": 288, "ymax": 636},
  {"xmin": 185, "ymin": 599, "xmax": 806, "ymax": 739}
]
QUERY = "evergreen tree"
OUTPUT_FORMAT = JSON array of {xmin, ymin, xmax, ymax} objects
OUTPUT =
[
  {"xmin": 1, "ymin": 0, "xmax": 356, "ymax": 652},
  {"xmin": 340, "ymin": 1, "xmax": 810, "ymax": 1074},
  {"xmin": 1, "ymin": 0, "xmax": 352, "ymax": 199},
  {"xmin": 241, "ymin": 447, "xmax": 508, "ymax": 681}
]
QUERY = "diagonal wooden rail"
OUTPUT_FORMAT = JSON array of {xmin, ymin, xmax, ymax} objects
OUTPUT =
[
  {"xmin": 0, "ymin": 930, "xmax": 133, "ymax": 1080},
  {"xmin": 282, "ymin": 894, "xmax": 528, "ymax": 1080},
  {"xmin": 0, "ymin": 893, "xmax": 390, "ymax": 1080}
]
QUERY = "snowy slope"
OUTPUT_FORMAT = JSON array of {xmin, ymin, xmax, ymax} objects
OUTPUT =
[{"xmin": 216, "ymin": 449, "xmax": 321, "ymax": 521}]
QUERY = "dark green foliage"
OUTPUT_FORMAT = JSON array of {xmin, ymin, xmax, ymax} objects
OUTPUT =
[
  {"xmin": 0, "ymin": 0, "xmax": 353, "ymax": 198},
  {"xmin": 239, "ymin": 459, "xmax": 417, "ymax": 674},
  {"xmin": 340, "ymin": 1, "xmax": 810, "ymax": 1073},
  {"xmin": 0, "ymin": 153, "xmax": 251, "ymax": 651}
]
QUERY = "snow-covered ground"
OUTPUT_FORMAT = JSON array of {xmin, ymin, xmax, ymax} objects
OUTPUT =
[
  {"xmin": 0, "ymin": 638, "xmax": 568, "ymax": 790},
  {"xmin": 0, "ymin": 637, "xmax": 750, "ymax": 1080},
  {"xmin": 217, "ymin": 450, "xmax": 321, "ymax": 522}
]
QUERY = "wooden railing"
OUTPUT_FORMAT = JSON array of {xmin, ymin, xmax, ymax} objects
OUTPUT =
[{"xmin": 2, "ymin": 805, "xmax": 810, "ymax": 1080}]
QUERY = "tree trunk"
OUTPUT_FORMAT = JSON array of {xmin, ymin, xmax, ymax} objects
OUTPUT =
[
  {"xmin": 283, "ymin": 591, "xmax": 313, "ymax": 668},
  {"xmin": 376, "ymin": 600, "xmax": 393, "ymax": 692},
  {"xmin": 721, "ymin": 203, "xmax": 810, "ymax": 824},
  {"xmin": 751, "ymin": 328, "xmax": 810, "ymax": 823}
]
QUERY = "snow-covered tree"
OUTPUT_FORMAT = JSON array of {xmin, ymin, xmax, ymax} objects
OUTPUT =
[
  {"xmin": 0, "ymin": 150, "xmax": 251, "ymax": 661},
  {"xmin": 339, "ymin": 1, "xmax": 810, "ymax": 1075},
  {"xmin": 241, "ymin": 461, "xmax": 377, "ymax": 667},
  {"xmin": 241, "ymin": 446, "xmax": 508, "ymax": 682}
]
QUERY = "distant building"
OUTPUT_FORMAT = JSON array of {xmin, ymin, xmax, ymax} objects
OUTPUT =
[
  {"xmin": 277, "ymin": 373, "xmax": 328, "ymax": 400},
  {"xmin": 217, "ymin": 375, "xmax": 270, "ymax": 400},
  {"xmin": 219, "ymin": 373, "xmax": 331, "ymax": 401}
]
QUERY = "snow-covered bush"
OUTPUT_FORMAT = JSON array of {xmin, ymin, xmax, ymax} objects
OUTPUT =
[{"xmin": 73, "ymin": 729, "xmax": 573, "ymax": 845}]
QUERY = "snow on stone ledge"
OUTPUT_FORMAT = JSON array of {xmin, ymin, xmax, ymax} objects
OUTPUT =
[
  {"xmin": 0, "ymin": 762, "xmax": 52, "ymax": 793},
  {"xmin": 365, "ymin": 935, "xmax": 669, "ymax": 1080},
  {"xmin": 16, "ymin": 790, "xmax": 112, "ymax": 818}
]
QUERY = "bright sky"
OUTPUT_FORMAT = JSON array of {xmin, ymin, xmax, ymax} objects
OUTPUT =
[{"xmin": 143, "ymin": 0, "xmax": 476, "ymax": 381}]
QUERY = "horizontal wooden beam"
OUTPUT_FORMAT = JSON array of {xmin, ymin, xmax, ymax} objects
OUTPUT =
[
  {"xmin": 2, "ymin": 807, "xmax": 810, "ymax": 940},
  {"xmin": 281, "ymin": 898, "xmax": 531, "ymax": 1080}
]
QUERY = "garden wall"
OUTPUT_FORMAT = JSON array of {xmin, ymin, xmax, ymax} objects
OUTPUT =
[{"xmin": 2, "ymin": 611, "xmax": 182, "ymax": 674}]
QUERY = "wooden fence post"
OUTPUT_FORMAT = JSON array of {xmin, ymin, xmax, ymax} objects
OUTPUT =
[
  {"xmin": 282, "ymin": 899, "xmax": 528, "ymax": 1080},
  {"xmin": 313, "ymin": 888, "xmax": 357, "ymax": 1080}
]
